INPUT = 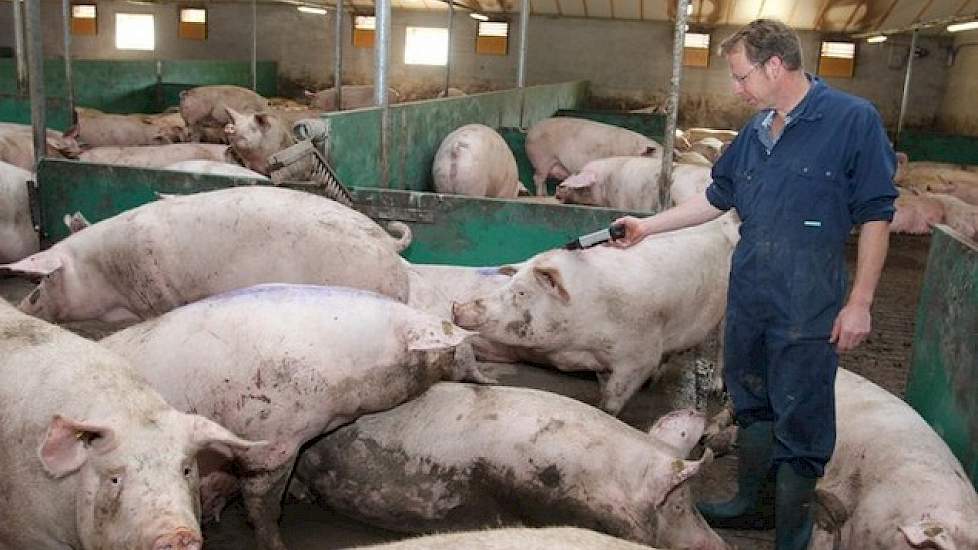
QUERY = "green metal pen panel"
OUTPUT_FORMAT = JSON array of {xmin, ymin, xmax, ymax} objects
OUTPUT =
[
  {"xmin": 905, "ymin": 225, "xmax": 978, "ymax": 488},
  {"xmin": 898, "ymin": 130, "xmax": 978, "ymax": 167},
  {"xmin": 555, "ymin": 109, "xmax": 667, "ymax": 142}
]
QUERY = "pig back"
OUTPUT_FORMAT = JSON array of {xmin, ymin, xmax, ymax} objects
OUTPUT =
[
  {"xmin": 0, "ymin": 161, "xmax": 39, "ymax": 262},
  {"xmin": 75, "ymin": 186, "xmax": 411, "ymax": 318},
  {"xmin": 432, "ymin": 124, "xmax": 519, "ymax": 198}
]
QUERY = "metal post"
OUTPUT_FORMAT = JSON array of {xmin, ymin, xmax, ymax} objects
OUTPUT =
[
  {"xmin": 251, "ymin": 0, "xmax": 258, "ymax": 91},
  {"xmin": 516, "ymin": 0, "xmax": 529, "ymax": 88},
  {"xmin": 334, "ymin": 0, "xmax": 344, "ymax": 109},
  {"xmin": 658, "ymin": 0, "xmax": 690, "ymax": 210},
  {"xmin": 444, "ymin": 1, "xmax": 454, "ymax": 96},
  {"xmin": 895, "ymin": 29, "xmax": 918, "ymax": 146},
  {"xmin": 62, "ymin": 0, "xmax": 75, "ymax": 119},
  {"xmin": 375, "ymin": 0, "xmax": 392, "ymax": 187},
  {"xmin": 24, "ymin": 0, "xmax": 46, "ymax": 173},
  {"xmin": 12, "ymin": 0, "xmax": 27, "ymax": 96}
]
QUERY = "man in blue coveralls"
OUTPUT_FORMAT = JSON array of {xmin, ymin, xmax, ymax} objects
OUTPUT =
[{"xmin": 612, "ymin": 19, "xmax": 898, "ymax": 550}]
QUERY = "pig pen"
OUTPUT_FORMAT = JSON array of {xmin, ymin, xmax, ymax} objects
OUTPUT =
[{"xmin": 0, "ymin": 231, "xmax": 933, "ymax": 550}]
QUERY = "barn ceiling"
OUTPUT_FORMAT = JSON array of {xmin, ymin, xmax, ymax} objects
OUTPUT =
[{"xmin": 312, "ymin": 0, "xmax": 978, "ymax": 35}]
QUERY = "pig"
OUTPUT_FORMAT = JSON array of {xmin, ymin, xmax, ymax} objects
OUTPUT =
[
  {"xmin": 432, "ymin": 124, "xmax": 525, "ymax": 198},
  {"xmin": 690, "ymin": 137, "xmax": 724, "ymax": 163},
  {"xmin": 100, "ymin": 284, "xmax": 478, "ymax": 550},
  {"xmin": 525, "ymin": 117, "xmax": 661, "ymax": 196},
  {"xmin": 0, "ymin": 186, "xmax": 412, "ymax": 323},
  {"xmin": 304, "ymin": 85, "xmax": 400, "ymax": 111},
  {"xmin": 0, "ymin": 124, "xmax": 82, "ymax": 171},
  {"xmin": 223, "ymin": 108, "xmax": 295, "ymax": 177},
  {"xmin": 453, "ymin": 213, "xmax": 740, "ymax": 415},
  {"xmin": 179, "ymin": 85, "xmax": 268, "ymax": 143},
  {"xmin": 683, "ymin": 127, "xmax": 738, "ymax": 144},
  {"xmin": 436, "ymin": 87, "xmax": 467, "ymax": 98},
  {"xmin": 141, "ymin": 110, "xmax": 190, "ymax": 143},
  {"xmin": 357, "ymin": 527, "xmax": 657, "ymax": 550},
  {"xmin": 0, "ymin": 298, "xmax": 260, "ymax": 550},
  {"xmin": 407, "ymin": 262, "xmax": 529, "ymax": 364},
  {"xmin": 807, "ymin": 369, "xmax": 978, "ymax": 549},
  {"xmin": 74, "ymin": 109, "xmax": 177, "ymax": 146},
  {"xmin": 890, "ymin": 190, "xmax": 978, "ymax": 240},
  {"xmin": 676, "ymin": 150, "xmax": 714, "ymax": 167},
  {"xmin": 896, "ymin": 161, "xmax": 978, "ymax": 207},
  {"xmin": 78, "ymin": 143, "xmax": 230, "ymax": 168},
  {"xmin": 292, "ymin": 383, "xmax": 728, "ymax": 550},
  {"xmin": 0, "ymin": 160, "xmax": 38, "ymax": 263},
  {"xmin": 555, "ymin": 157, "xmax": 712, "ymax": 211},
  {"xmin": 163, "ymin": 159, "xmax": 270, "ymax": 180},
  {"xmin": 268, "ymin": 107, "xmax": 324, "ymax": 130}
]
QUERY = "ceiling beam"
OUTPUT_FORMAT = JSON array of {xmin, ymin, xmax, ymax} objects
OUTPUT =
[
  {"xmin": 871, "ymin": 0, "xmax": 900, "ymax": 30},
  {"xmin": 841, "ymin": 0, "xmax": 865, "ymax": 32},
  {"xmin": 609, "ymin": 0, "xmax": 615, "ymax": 19},
  {"xmin": 639, "ymin": 0, "xmax": 644, "ymax": 21},
  {"xmin": 724, "ymin": 0, "xmax": 736, "ymax": 26},
  {"xmin": 814, "ymin": 0, "xmax": 838, "ymax": 31},
  {"xmin": 785, "ymin": 1, "xmax": 801, "ymax": 26},
  {"xmin": 755, "ymin": 0, "xmax": 766, "ymax": 20},
  {"xmin": 954, "ymin": 0, "xmax": 974, "ymax": 15},
  {"xmin": 554, "ymin": 0, "xmax": 563, "ymax": 16}
]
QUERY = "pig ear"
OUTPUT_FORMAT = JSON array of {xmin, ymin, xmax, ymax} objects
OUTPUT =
[
  {"xmin": 652, "ymin": 448, "xmax": 713, "ymax": 508},
  {"xmin": 62, "ymin": 125, "xmax": 80, "ymax": 140},
  {"xmin": 303, "ymin": 90, "xmax": 316, "ymax": 99},
  {"xmin": 0, "ymin": 253, "xmax": 64, "ymax": 280},
  {"xmin": 185, "ymin": 414, "xmax": 265, "ymax": 458},
  {"xmin": 407, "ymin": 321, "xmax": 474, "ymax": 352},
  {"xmin": 62, "ymin": 211, "xmax": 91, "ymax": 234},
  {"xmin": 224, "ymin": 107, "xmax": 242, "ymax": 123},
  {"xmin": 642, "ymin": 145, "xmax": 658, "ymax": 157},
  {"xmin": 254, "ymin": 112, "xmax": 271, "ymax": 128},
  {"xmin": 533, "ymin": 267, "xmax": 570, "ymax": 303},
  {"xmin": 38, "ymin": 415, "xmax": 117, "ymax": 478},
  {"xmin": 647, "ymin": 409, "xmax": 706, "ymax": 458},
  {"xmin": 900, "ymin": 519, "xmax": 957, "ymax": 550}
]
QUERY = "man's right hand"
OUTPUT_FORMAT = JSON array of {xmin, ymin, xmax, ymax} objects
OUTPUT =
[{"xmin": 610, "ymin": 216, "xmax": 646, "ymax": 248}]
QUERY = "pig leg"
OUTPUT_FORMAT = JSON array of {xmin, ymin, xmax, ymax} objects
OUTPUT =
[
  {"xmin": 240, "ymin": 458, "xmax": 297, "ymax": 550},
  {"xmin": 452, "ymin": 343, "xmax": 499, "ymax": 384},
  {"xmin": 597, "ymin": 343, "xmax": 663, "ymax": 415}
]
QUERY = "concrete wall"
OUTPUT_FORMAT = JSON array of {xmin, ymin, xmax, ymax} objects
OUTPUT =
[
  {"xmin": 0, "ymin": 0, "xmax": 953, "ymax": 131},
  {"xmin": 937, "ymin": 29, "xmax": 978, "ymax": 136}
]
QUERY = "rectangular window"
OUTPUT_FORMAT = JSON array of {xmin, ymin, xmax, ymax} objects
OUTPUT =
[
  {"xmin": 683, "ymin": 32, "xmax": 710, "ymax": 68},
  {"xmin": 116, "ymin": 13, "xmax": 155, "ymax": 51},
  {"xmin": 404, "ymin": 27, "xmax": 448, "ymax": 66},
  {"xmin": 178, "ymin": 8, "xmax": 207, "ymax": 40},
  {"xmin": 818, "ymin": 41, "xmax": 856, "ymax": 78},
  {"xmin": 353, "ymin": 15, "xmax": 375, "ymax": 48},
  {"xmin": 476, "ymin": 21, "xmax": 508, "ymax": 55},
  {"xmin": 71, "ymin": 4, "xmax": 97, "ymax": 36}
]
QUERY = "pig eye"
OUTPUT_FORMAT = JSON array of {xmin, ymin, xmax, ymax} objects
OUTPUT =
[
  {"xmin": 184, "ymin": 467, "xmax": 192, "ymax": 477},
  {"xmin": 110, "ymin": 476, "xmax": 120, "ymax": 485},
  {"xmin": 517, "ymin": 291, "xmax": 526, "ymax": 297}
]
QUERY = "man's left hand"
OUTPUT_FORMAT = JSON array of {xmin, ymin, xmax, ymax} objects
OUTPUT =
[{"xmin": 830, "ymin": 302, "xmax": 872, "ymax": 353}]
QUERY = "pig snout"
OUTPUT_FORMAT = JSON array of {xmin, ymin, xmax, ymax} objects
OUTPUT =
[
  {"xmin": 555, "ymin": 184, "xmax": 569, "ymax": 202},
  {"xmin": 452, "ymin": 299, "xmax": 486, "ymax": 329},
  {"xmin": 223, "ymin": 122, "xmax": 236, "ymax": 136},
  {"xmin": 151, "ymin": 528, "xmax": 202, "ymax": 550}
]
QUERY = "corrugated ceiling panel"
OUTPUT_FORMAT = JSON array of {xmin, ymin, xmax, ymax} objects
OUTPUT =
[
  {"xmin": 923, "ymin": 0, "xmax": 966, "ymax": 20},
  {"xmin": 757, "ymin": 1, "xmax": 795, "ymax": 24},
  {"xmin": 532, "ymin": 0, "xmax": 560, "ymax": 15},
  {"xmin": 822, "ymin": 4, "xmax": 858, "ymax": 31},
  {"xmin": 731, "ymin": 0, "xmax": 765, "ymax": 25},
  {"xmin": 561, "ymin": 0, "xmax": 587, "ymax": 17},
  {"xmin": 613, "ymin": 0, "xmax": 641, "ymax": 20},
  {"xmin": 788, "ymin": 1, "xmax": 821, "ymax": 30},
  {"xmin": 642, "ymin": 0, "xmax": 668, "ymax": 20},
  {"xmin": 587, "ymin": 0, "xmax": 613, "ymax": 18},
  {"xmin": 881, "ymin": 0, "xmax": 930, "ymax": 28}
]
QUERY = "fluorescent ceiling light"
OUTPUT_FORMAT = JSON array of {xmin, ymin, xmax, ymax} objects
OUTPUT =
[
  {"xmin": 866, "ymin": 35, "xmax": 887, "ymax": 43},
  {"xmin": 947, "ymin": 21, "xmax": 978, "ymax": 32},
  {"xmin": 470, "ymin": 12, "xmax": 489, "ymax": 21},
  {"xmin": 298, "ymin": 5, "xmax": 327, "ymax": 14}
]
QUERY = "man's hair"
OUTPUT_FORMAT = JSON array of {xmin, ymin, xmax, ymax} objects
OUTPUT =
[{"xmin": 720, "ymin": 19, "xmax": 803, "ymax": 71}]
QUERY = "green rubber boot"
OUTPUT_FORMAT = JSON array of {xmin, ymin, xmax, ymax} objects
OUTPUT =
[
  {"xmin": 775, "ymin": 462, "xmax": 817, "ymax": 550},
  {"xmin": 697, "ymin": 421, "xmax": 776, "ymax": 530}
]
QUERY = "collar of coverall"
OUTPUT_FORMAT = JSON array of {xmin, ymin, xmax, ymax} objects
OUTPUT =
[{"xmin": 756, "ymin": 72, "xmax": 825, "ymax": 133}]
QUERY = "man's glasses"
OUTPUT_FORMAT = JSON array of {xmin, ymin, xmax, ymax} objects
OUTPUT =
[{"xmin": 731, "ymin": 62, "xmax": 763, "ymax": 84}]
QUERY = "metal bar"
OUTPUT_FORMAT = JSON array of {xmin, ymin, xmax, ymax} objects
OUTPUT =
[
  {"xmin": 376, "ymin": 0, "xmax": 392, "ymax": 188},
  {"xmin": 896, "ymin": 29, "xmax": 918, "ymax": 146},
  {"xmin": 12, "ymin": 0, "xmax": 27, "ymax": 96},
  {"xmin": 658, "ymin": 0, "xmax": 689, "ymax": 210},
  {"xmin": 62, "ymin": 0, "xmax": 75, "ymax": 119},
  {"xmin": 854, "ymin": 11, "xmax": 978, "ymax": 38},
  {"xmin": 444, "ymin": 1, "xmax": 455, "ymax": 95},
  {"xmin": 251, "ymin": 0, "xmax": 258, "ymax": 91},
  {"xmin": 517, "ymin": 0, "xmax": 530, "ymax": 88},
  {"xmin": 25, "ymin": 0, "xmax": 46, "ymax": 173},
  {"xmin": 334, "ymin": 0, "xmax": 344, "ymax": 108}
]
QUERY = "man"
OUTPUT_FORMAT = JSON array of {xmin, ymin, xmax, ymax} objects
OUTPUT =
[{"xmin": 612, "ymin": 19, "xmax": 897, "ymax": 550}]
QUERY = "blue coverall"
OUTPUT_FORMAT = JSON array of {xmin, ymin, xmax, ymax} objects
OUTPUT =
[{"xmin": 705, "ymin": 75, "xmax": 899, "ymax": 478}]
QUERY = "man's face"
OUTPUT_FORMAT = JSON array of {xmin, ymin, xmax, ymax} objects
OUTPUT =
[{"xmin": 726, "ymin": 47, "xmax": 773, "ymax": 110}]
